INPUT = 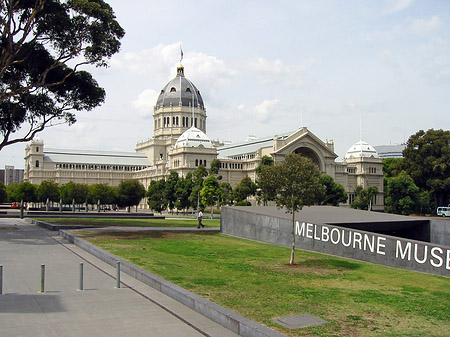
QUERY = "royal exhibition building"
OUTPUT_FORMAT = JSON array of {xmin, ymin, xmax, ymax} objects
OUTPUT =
[{"xmin": 24, "ymin": 65, "xmax": 384, "ymax": 211}]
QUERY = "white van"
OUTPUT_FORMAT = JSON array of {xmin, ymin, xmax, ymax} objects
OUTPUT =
[{"xmin": 437, "ymin": 207, "xmax": 450, "ymax": 217}]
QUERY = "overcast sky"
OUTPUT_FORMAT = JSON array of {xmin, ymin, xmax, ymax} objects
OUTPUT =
[{"xmin": 2, "ymin": 0, "xmax": 449, "ymax": 169}]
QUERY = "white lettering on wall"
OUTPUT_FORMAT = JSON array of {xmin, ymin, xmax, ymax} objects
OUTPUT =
[
  {"xmin": 396, "ymin": 241, "xmax": 411, "ymax": 260},
  {"xmin": 330, "ymin": 228, "xmax": 340, "ymax": 244},
  {"xmin": 377, "ymin": 237, "xmax": 386, "ymax": 255},
  {"xmin": 353, "ymin": 232, "xmax": 362, "ymax": 250},
  {"xmin": 430, "ymin": 247, "xmax": 443, "ymax": 268},
  {"xmin": 414, "ymin": 243, "xmax": 428, "ymax": 264},
  {"xmin": 322, "ymin": 226, "xmax": 329, "ymax": 242}
]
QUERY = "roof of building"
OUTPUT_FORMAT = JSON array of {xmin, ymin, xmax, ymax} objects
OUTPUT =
[
  {"xmin": 344, "ymin": 140, "xmax": 379, "ymax": 159},
  {"xmin": 373, "ymin": 144, "xmax": 406, "ymax": 158},
  {"xmin": 217, "ymin": 131, "xmax": 291, "ymax": 159},
  {"xmin": 174, "ymin": 126, "xmax": 214, "ymax": 149},
  {"xmin": 44, "ymin": 148, "xmax": 149, "ymax": 166},
  {"xmin": 155, "ymin": 66, "xmax": 205, "ymax": 110}
]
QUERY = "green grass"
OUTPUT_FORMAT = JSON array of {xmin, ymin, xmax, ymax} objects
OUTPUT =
[
  {"xmin": 35, "ymin": 217, "xmax": 220, "ymax": 227},
  {"xmin": 76, "ymin": 230, "xmax": 450, "ymax": 337}
]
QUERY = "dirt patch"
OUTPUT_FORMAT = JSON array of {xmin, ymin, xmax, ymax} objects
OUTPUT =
[{"xmin": 0, "ymin": 226, "xmax": 19, "ymax": 231}]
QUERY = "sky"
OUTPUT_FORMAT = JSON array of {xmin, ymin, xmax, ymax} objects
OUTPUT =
[{"xmin": 1, "ymin": 0, "xmax": 450, "ymax": 169}]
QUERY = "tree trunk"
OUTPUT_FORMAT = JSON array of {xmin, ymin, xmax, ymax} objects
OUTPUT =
[{"xmin": 289, "ymin": 206, "xmax": 296, "ymax": 265}]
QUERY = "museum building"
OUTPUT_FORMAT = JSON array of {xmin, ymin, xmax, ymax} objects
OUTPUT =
[{"xmin": 24, "ymin": 64, "xmax": 384, "ymax": 210}]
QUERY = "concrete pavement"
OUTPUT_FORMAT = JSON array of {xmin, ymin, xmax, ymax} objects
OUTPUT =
[{"xmin": 0, "ymin": 218, "xmax": 239, "ymax": 337}]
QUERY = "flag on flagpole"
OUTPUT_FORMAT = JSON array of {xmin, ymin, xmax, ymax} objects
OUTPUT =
[{"xmin": 180, "ymin": 45, "xmax": 183, "ymax": 63}]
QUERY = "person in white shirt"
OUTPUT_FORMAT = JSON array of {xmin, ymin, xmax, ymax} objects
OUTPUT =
[{"xmin": 197, "ymin": 209, "xmax": 204, "ymax": 228}]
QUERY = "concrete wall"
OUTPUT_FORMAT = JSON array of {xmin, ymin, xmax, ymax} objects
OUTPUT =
[
  {"xmin": 221, "ymin": 207, "xmax": 450, "ymax": 278},
  {"xmin": 430, "ymin": 218, "xmax": 450, "ymax": 246}
]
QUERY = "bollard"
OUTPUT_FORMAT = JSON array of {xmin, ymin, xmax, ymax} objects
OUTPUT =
[
  {"xmin": 40, "ymin": 264, "xmax": 45, "ymax": 293},
  {"xmin": 78, "ymin": 262, "xmax": 84, "ymax": 291},
  {"xmin": 115, "ymin": 261, "xmax": 121, "ymax": 288},
  {"xmin": 0, "ymin": 265, "xmax": 3, "ymax": 295}
]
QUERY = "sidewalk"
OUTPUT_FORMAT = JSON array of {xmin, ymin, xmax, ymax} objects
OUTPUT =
[{"xmin": 0, "ymin": 218, "xmax": 238, "ymax": 337}]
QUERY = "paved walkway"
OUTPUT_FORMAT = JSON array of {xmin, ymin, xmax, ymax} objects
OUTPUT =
[{"xmin": 0, "ymin": 218, "xmax": 238, "ymax": 337}]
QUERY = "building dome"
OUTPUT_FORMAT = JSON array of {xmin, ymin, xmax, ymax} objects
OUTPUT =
[
  {"xmin": 174, "ymin": 126, "xmax": 214, "ymax": 148},
  {"xmin": 344, "ymin": 140, "xmax": 379, "ymax": 159},
  {"xmin": 155, "ymin": 66, "xmax": 205, "ymax": 109}
]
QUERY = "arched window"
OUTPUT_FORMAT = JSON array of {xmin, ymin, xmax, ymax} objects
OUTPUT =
[
  {"xmin": 36, "ymin": 146, "xmax": 39, "ymax": 152},
  {"xmin": 195, "ymin": 159, "xmax": 198, "ymax": 167},
  {"xmin": 186, "ymin": 88, "xmax": 191, "ymax": 93},
  {"xmin": 176, "ymin": 116, "xmax": 179, "ymax": 126},
  {"xmin": 170, "ymin": 87, "xmax": 176, "ymax": 92},
  {"xmin": 35, "ymin": 160, "xmax": 40, "ymax": 168}
]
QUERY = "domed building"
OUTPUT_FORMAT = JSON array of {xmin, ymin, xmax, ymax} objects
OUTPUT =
[{"xmin": 24, "ymin": 63, "xmax": 384, "ymax": 210}]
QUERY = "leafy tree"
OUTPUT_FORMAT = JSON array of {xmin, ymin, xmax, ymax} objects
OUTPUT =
[
  {"xmin": 351, "ymin": 186, "xmax": 379, "ymax": 211},
  {"xmin": 383, "ymin": 158, "xmax": 403, "ymax": 179},
  {"xmin": 116, "ymin": 179, "xmax": 145, "ymax": 212},
  {"xmin": 201, "ymin": 175, "xmax": 221, "ymax": 218},
  {"xmin": 219, "ymin": 182, "xmax": 233, "ymax": 206},
  {"xmin": 318, "ymin": 174, "xmax": 347, "ymax": 206},
  {"xmin": 189, "ymin": 166, "xmax": 208, "ymax": 209},
  {"xmin": 209, "ymin": 159, "xmax": 221, "ymax": 176},
  {"xmin": 385, "ymin": 172, "xmax": 420, "ymax": 215},
  {"xmin": 255, "ymin": 155, "xmax": 274, "ymax": 174},
  {"xmin": 0, "ymin": 182, "xmax": 7, "ymax": 203},
  {"xmin": 257, "ymin": 164, "xmax": 278, "ymax": 205},
  {"xmin": 164, "ymin": 171, "xmax": 179, "ymax": 213},
  {"xmin": 402, "ymin": 129, "xmax": 450, "ymax": 208},
  {"xmin": 147, "ymin": 179, "xmax": 166, "ymax": 214},
  {"xmin": 14, "ymin": 181, "xmax": 37, "ymax": 202},
  {"xmin": 6, "ymin": 183, "xmax": 18, "ymax": 202},
  {"xmin": 37, "ymin": 180, "xmax": 59, "ymax": 203},
  {"xmin": 175, "ymin": 173, "xmax": 193, "ymax": 213},
  {"xmin": 60, "ymin": 181, "xmax": 88, "ymax": 207},
  {"xmin": 0, "ymin": 0, "xmax": 124, "ymax": 150},
  {"xmin": 258, "ymin": 153, "xmax": 322, "ymax": 265},
  {"xmin": 88, "ymin": 183, "xmax": 114, "ymax": 208},
  {"xmin": 233, "ymin": 176, "xmax": 256, "ymax": 203}
]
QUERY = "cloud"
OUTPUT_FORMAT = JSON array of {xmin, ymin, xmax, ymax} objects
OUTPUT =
[
  {"xmin": 132, "ymin": 89, "xmax": 158, "ymax": 117},
  {"xmin": 252, "ymin": 99, "xmax": 280, "ymax": 121},
  {"xmin": 410, "ymin": 16, "xmax": 442, "ymax": 36},
  {"xmin": 384, "ymin": 0, "xmax": 414, "ymax": 14},
  {"xmin": 242, "ymin": 57, "xmax": 314, "ymax": 86}
]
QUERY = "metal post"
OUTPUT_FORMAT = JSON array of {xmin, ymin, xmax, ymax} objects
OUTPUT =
[
  {"xmin": 20, "ymin": 200, "xmax": 24, "ymax": 219},
  {"xmin": 78, "ymin": 262, "xmax": 84, "ymax": 291},
  {"xmin": 40, "ymin": 264, "xmax": 45, "ymax": 293},
  {"xmin": 0, "ymin": 265, "xmax": 3, "ymax": 295},
  {"xmin": 115, "ymin": 261, "xmax": 121, "ymax": 288}
]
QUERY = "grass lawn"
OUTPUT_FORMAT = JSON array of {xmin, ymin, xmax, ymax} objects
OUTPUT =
[
  {"xmin": 35, "ymin": 217, "xmax": 220, "ymax": 228},
  {"xmin": 76, "ymin": 230, "xmax": 450, "ymax": 337}
]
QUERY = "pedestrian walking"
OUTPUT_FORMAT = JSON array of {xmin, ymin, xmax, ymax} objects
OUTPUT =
[{"xmin": 197, "ymin": 209, "xmax": 204, "ymax": 228}]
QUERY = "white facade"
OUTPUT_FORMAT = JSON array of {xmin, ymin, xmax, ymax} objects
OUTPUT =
[{"xmin": 24, "ymin": 64, "xmax": 384, "ymax": 210}]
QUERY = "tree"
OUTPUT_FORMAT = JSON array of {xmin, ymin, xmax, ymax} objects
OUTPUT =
[
  {"xmin": 14, "ymin": 181, "xmax": 37, "ymax": 202},
  {"xmin": 164, "ymin": 171, "xmax": 179, "ymax": 213},
  {"xmin": 255, "ymin": 155, "xmax": 274, "ymax": 174},
  {"xmin": 257, "ymin": 163, "xmax": 278, "ymax": 205},
  {"xmin": 5, "ymin": 183, "xmax": 17, "ymax": 202},
  {"xmin": 37, "ymin": 180, "xmax": 59, "ymax": 203},
  {"xmin": 175, "ymin": 173, "xmax": 193, "ymax": 213},
  {"xmin": 116, "ymin": 179, "xmax": 145, "ymax": 212},
  {"xmin": 59, "ymin": 181, "xmax": 88, "ymax": 208},
  {"xmin": 0, "ymin": 0, "xmax": 124, "ymax": 151},
  {"xmin": 351, "ymin": 186, "xmax": 379, "ymax": 211},
  {"xmin": 0, "ymin": 182, "xmax": 7, "ymax": 203},
  {"xmin": 233, "ymin": 176, "xmax": 256, "ymax": 203},
  {"xmin": 402, "ymin": 129, "xmax": 450, "ymax": 208},
  {"xmin": 88, "ymin": 183, "xmax": 114, "ymax": 208},
  {"xmin": 385, "ymin": 172, "xmax": 420, "ymax": 215},
  {"xmin": 147, "ymin": 179, "xmax": 166, "ymax": 214},
  {"xmin": 258, "ymin": 153, "xmax": 322, "ymax": 265},
  {"xmin": 383, "ymin": 158, "xmax": 403, "ymax": 179},
  {"xmin": 189, "ymin": 166, "xmax": 208, "ymax": 209},
  {"xmin": 318, "ymin": 174, "xmax": 347, "ymax": 206},
  {"xmin": 200, "ymin": 175, "xmax": 221, "ymax": 218},
  {"xmin": 209, "ymin": 159, "xmax": 221, "ymax": 176},
  {"xmin": 219, "ymin": 182, "xmax": 233, "ymax": 206}
]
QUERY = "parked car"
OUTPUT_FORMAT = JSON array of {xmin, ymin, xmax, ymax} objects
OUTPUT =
[{"xmin": 437, "ymin": 207, "xmax": 450, "ymax": 217}]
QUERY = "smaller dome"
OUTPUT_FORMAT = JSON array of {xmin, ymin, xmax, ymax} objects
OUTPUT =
[
  {"xmin": 345, "ymin": 140, "xmax": 378, "ymax": 159},
  {"xmin": 175, "ymin": 126, "xmax": 214, "ymax": 148}
]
